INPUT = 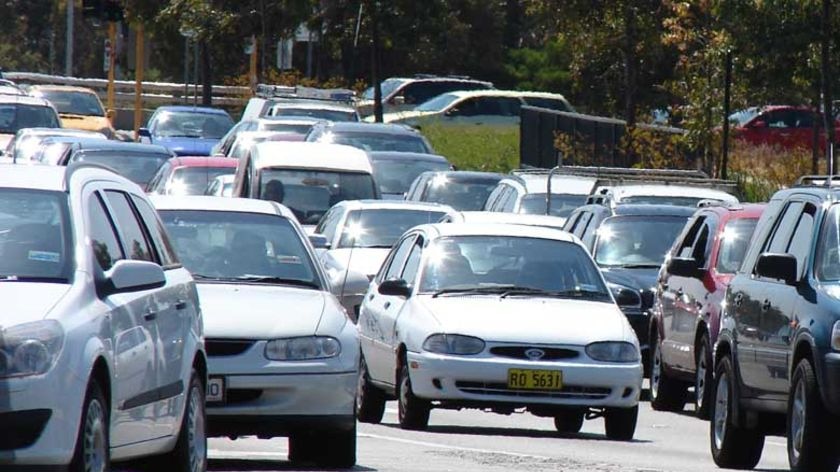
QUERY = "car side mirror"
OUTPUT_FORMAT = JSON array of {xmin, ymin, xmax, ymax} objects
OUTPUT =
[
  {"xmin": 392, "ymin": 96, "xmax": 405, "ymax": 106},
  {"xmin": 137, "ymin": 128, "xmax": 152, "ymax": 139},
  {"xmin": 308, "ymin": 234, "xmax": 330, "ymax": 249},
  {"xmin": 755, "ymin": 253, "xmax": 798, "ymax": 285},
  {"xmin": 378, "ymin": 278, "xmax": 412, "ymax": 298},
  {"xmin": 99, "ymin": 260, "xmax": 165, "ymax": 297},
  {"xmin": 667, "ymin": 257, "xmax": 703, "ymax": 277}
]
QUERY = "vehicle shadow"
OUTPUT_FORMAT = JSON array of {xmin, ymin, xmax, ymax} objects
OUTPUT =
[
  {"xmin": 381, "ymin": 423, "xmax": 652, "ymax": 444},
  {"xmin": 209, "ymin": 459, "xmax": 377, "ymax": 471}
]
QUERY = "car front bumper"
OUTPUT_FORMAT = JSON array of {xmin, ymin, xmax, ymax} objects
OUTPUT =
[
  {"xmin": 820, "ymin": 352, "xmax": 840, "ymax": 415},
  {"xmin": 406, "ymin": 351, "xmax": 642, "ymax": 409}
]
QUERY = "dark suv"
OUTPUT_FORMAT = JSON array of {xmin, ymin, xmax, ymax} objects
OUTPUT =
[
  {"xmin": 649, "ymin": 202, "xmax": 764, "ymax": 418},
  {"xmin": 711, "ymin": 181, "xmax": 840, "ymax": 471},
  {"xmin": 565, "ymin": 203, "xmax": 696, "ymax": 371}
]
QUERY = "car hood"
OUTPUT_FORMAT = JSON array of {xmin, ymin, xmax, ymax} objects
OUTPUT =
[
  {"xmin": 323, "ymin": 248, "xmax": 390, "ymax": 278},
  {"xmin": 59, "ymin": 114, "xmax": 113, "ymax": 135},
  {"xmin": 198, "ymin": 283, "xmax": 326, "ymax": 339},
  {"xmin": 601, "ymin": 267, "xmax": 659, "ymax": 292},
  {"xmin": 155, "ymin": 136, "xmax": 218, "ymax": 156},
  {"xmin": 415, "ymin": 296, "xmax": 629, "ymax": 345},
  {"xmin": 0, "ymin": 283, "xmax": 71, "ymax": 326}
]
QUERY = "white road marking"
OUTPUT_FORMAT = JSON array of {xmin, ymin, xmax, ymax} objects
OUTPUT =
[{"xmin": 359, "ymin": 432, "xmax": 553, "ymax": 460}]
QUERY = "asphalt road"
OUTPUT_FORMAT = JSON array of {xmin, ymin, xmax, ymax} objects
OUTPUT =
[{"xmin": 142, "ymin": 395, "xmax": 789, "ymax": 472}]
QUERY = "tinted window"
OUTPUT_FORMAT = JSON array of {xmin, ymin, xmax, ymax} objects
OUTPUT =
[
  {"xmin": 401, "ymin": 237, "xmax": 424, "ymax": 282},
  {"xmin": 272, "ymin": 108, "xmax": 357, "ymax": 122},
  {"xmin": 520, "ymin": 194, "xmax": 587, "ymax": 218},
  {"xmin": 322, "ymin": 131, "xmax": 431, "ymax": 153},
  {"xmin": 421, "ymin": 175, "xmax": 502, "ymax": 211},
  {"xmin": 415, "ymin": 93, "xmax": 461, "ymax": 112},
  {"xmin": 620, "ymin": 195, "xmax": 720, "ymax": 207},
  {"xmin": 168, "ymin": 166, "xmax": 235, "ymax": 196},
  {"xmin": 152, "ymin": 111, "xmax": 234, "ymax": 139},
  {"xmin": 767, "ymin": 201, "xmax": 805, "ymax": 254},
  {"xmin": 0, "ymin": 104, "xmax": 60, "ymax": 133},
  {"xmin": 0, "ymin": 190, "xmax": 71, "ymax": 280},
  {"xmin": 816, "ymin": 204, "xmax": 840, "ymax": 280},
  {"xmin": 371, "ymin": 158, "xmax": 451, "ymax": 195},
  {"xmin": 523, "ymin": 97, "xmax": 570, "ymax": 112},
  {"xmin": 131, "ymin": 196, "xmax": 180, "ymax": 268},
  {"xmin": 594, "ymin": 215, "xmax": 689, "ymax": 267},
  {"xmin": 70, "ymin": 151, "xmax": 170, "ymax": 187},
  {"xmin": 338, "ymin": 209, "xmax": 446, "ymax": 249},
  {"xmin": 717, "ymin": 218, "xmax": 758, "ymax": 274},
  {"xmin": 384, "ymin": 235, "xmax": 416, "ymax": 281},
  {"xmin": 315, "ymin": 207, "xmax": 342, "ymax": 243},
  {"xmin": 37, "ymin": 90, "xmax": 104, "ymax": 116},
  {"xmin": 89, "ymin": 194, "xmax": 124, "ymax": 271},
  {"xmin": 105, "ymin": 191, "xmax": 154, "ymax": 262},
  {"xmin": 787, "ymin": 206, "xmax": 815, "ymax": 277}
]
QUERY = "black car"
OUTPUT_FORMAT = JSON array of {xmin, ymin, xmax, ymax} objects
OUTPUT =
[
  {"xmin": 56, "ymin": 138, "xmax": 175, "ymax": 188},
  {"xmin": 368, "ymin": 151, "xmax": 452, "ymax": 199},
  {"xmin": 403, "ymin": 170, "xmax": 504, "ymax": 211},
  {"xmin": 565, "ymin": 203, "xmax": 696, "ymax": 371},
  {"xmin": 711, "ymin": 180, "xmax": 840, "ymax": 472},
  {"xmin": 306, "ymin": 121, "xmax": 434, "ymax": 154}
]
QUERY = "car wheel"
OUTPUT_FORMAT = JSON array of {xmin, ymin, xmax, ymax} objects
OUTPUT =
[
  {"xmin": 695, "ymin": 333, "xmax": 713, "ymax": 420},
  {"xmin": 159, "ymin": 370, "xmax": 207, "ymax": 472},
  {"xmin": 649, "ymin": 334, "xmax": 688, "ymax": 412},
  {"xmin": 69, "ymin": 381, "xmax": 109, "ymax": 472},
  {"xmin": 357, "ymin": 356, "xmax": 386, "ymax": 424},
  {"xmin": 787, "ymin": 359, "xmax": 840, "ymax": 472},
  {"xmin": 289, "ymin": 425, "xmax": 356, "ymax": 469},
  {"xmin": 553, "ymin": 409, "xmax": 585, "ymax": 434},
  {"xmin": 709, "ymin": 355, "xmax": 764, "ymax": 469},
  {"xmin": 288, "ymin": 432, "xmax": 318, "ymax": 464},
  {"xmin": 604, "ymin": 405, "xmax": 637, "ymax": 441},
  {"xmin": 397, "ymin": 360, "xmax": 430, "ymax": 430}
]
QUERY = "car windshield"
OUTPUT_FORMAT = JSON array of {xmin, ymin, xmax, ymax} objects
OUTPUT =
[
  {"xmin": 258, "ymin": 169, "xmax": 377, "ymax": 225},
  {"xmin": 272, "ymin": 107, "xmax": 356, "ymax": 122},
  {"xmin": 716, "ymin": 218, "xmax": 759, "ymax": 274},
  {"xmin": 167, "ymin": 167, "xmax": 235, "ymax": 196},
  {"xmin": 415, "ymin": 93, "xmax": 461, "ymax": 112},
  {"xmin": 520, "ymin": 194, "xmax": 588, "ymax": 218},
  {"xmin": 729, "ymin": 107, "xmax": 760, "ymax": 127},
  {"xmin": 0, "ymin": 189, "xmax": 71, "ymax": 282},
  {"xmin": 321, "ymin": 131, "xmax": 431, "ymax": 153},
  {"xmin": 159, "ymin": 210, "xmax": 320, "ymax": 288},
  {"xmin": 594, "ymin": 215, "xmax": 689, "ymax": 267},
  {"xmin": 0, "ymin": 105, "xmax": 60, "ymax": 133},
  {"xmin": 372, "ymin": 158, "xmax": 451, "ymax": 195},
  {"xmin": 363, "ymin": 78, "xmax": 406, "ymax": 100},
  {"xmin": 38, "ymin": 90, "xmax": 104, "ymax": 116},
  {"xmin": 620, "ymin": 195, "xmax": 721, "ymax": 207},
  {"xmin": 815, "ymin": 205, "xmax": 840, "ymax": 281},
  {"xmin": 70, "ymin": 151, "xmax": 170, "ymax": 187},
  {"xmin": 153, "ymin": 111, "xmax": 234, "ymax": 139},
  {"xmin": 258, "ymin": 121, "xmax": 314, "ymax": 136},
  {"xmin": 422, "ymin": 175, "xmax": 501, "ymax": 210},
  {"xmin": 417, "ymin": 235, "xmax": 610, "ymax": 300},
  {"xmin": 338, "ymin": 209, "xmax": 446, "ymax": 249}
]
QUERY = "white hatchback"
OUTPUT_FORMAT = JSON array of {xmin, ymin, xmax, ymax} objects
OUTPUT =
[
  {"xmin": 357, "ymin": 223, "xmax": 642, "ymax": 439},
  {"xmin": 152, "ymin": 195, "xmax": 359, "ymax": 468}
]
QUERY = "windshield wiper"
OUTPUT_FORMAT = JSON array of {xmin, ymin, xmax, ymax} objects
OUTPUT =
[
  {"xmin": 615, "ymin": 263, "xmax": 662, "ymax": 269},
  {"xmin": 499, "ymin": 287, "xmax": 609, "ymax": 300},
  {"xmin": 432, "ymin": 284, "xmax": 518, "ymax": 298},
  {"xmin": 233, "ymin": 275, "xmax": 320, "ymax": 289}
]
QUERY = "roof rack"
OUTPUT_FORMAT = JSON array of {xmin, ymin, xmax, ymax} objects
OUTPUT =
[
  {"xmin": 794, "ymin": 175, "xmax": 840, "ymax": 187},
  {"xmin": 255, "ymin": 84, "xmax": 356, "ymax": 104}
]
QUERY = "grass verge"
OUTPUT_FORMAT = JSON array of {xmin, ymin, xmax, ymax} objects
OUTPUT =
[{"xmin": 421, "ymin": 123, "xmax": 519, "ymax": 173}]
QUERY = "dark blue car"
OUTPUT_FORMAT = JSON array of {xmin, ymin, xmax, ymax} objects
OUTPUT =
[{"xmin": 139, "ymin": 106, "xmax": 234, "ymax": 156}]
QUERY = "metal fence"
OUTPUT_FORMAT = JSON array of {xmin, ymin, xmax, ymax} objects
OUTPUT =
[{"xmin": 520, "ymin": 106, "xmax": 688, "ymax": 169}]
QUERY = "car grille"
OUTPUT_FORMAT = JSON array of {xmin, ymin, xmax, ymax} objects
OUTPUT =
[
  {"xmin": 489, "ymin": 346, "xmax": 579, "ymax": 361},
  {"xmin": 455, "ymin": 381, "xmax": 611, "ymax": 400},
  {"xmin": 206, "ymin": 339, "xmax": 255, "ymax": 357}
]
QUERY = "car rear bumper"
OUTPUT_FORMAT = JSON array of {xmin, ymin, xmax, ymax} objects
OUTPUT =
[{"xmin": 406, "ymin": 351, "xmax": 642, "ymax": 409}]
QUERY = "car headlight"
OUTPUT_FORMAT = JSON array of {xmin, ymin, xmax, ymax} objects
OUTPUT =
[
  {"xmin": 607, "ymin": 282, "xmax": 642, "ymax": 308},
  {"xmin": 422, "ymin": 334, "xmax": 485, "ymax": 355},
  {"xmin": 264, "ymin": 336, "xmax": 341, "ymax": 361},
  {"xmin": 0, "ymin": 320, "xmax": 64, "ymax": 378},
  {"xmin": 832, "ymin": 321, "xmax": 840, "ymax": 351},
  {"xmin": 585, "ymin": 341, "xmax": 640, "ymax": 363}
]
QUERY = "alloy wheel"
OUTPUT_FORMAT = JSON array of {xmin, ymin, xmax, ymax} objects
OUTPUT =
[
  {"xmin": 82, "ymin": 398, "xmax": 107, "ymax": 472},
  {"xmin": 713, "ymin": 371, "xmax": 729, "ymax": 451},
  {"xmin": 651, "ymin": 342, "xmax": 662, "ymax": 399},
  {"xmin": 696, "ymin": 344, "xmax": 708, "ymax": 411},
  {"xmin": 789, "ymin": 377, "xmax": 806, "ymax": 463},
  {"xmin": 187, "ymin": 384, "xmax": 207, "ymax": 472}
]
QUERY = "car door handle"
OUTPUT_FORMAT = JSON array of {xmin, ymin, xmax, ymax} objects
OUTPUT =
[
  {"xmin": 676, "ymin": 288, "xmax": 684, "ymax": 297},
  {"xmin": 761, "ymin": 299, "xmax": 771, "ymax": 312},
  {"xmin": 734, "ymin": 293, "xmax": 743, "ymax": 307},
  {"xmin": 384, "ymin": 302, "xmax": 391, "ymax": 309},
  {"xmin": 368, "ymin": 294, "xmax": 375, "ymax": 301},
  {"xmin": 143, "ymin": 310, "xmax": 158, "ymax": 321},
  {"xmin": 175, "ymin": 300, "xmax": 188, "ymax": 311}
]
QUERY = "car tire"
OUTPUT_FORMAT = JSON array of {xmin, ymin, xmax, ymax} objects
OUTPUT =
[
  {"xmin": 289, "ymin": 426, "xmax": 357, "ymax": 469},
  {"xmin": 288, "ymin": 432, "xmax": 318, "ymax": 464},
  {"xmin": 649, "ymin": 334, "xmax": 688, "ymax": 412},
  {"xmin": 357, "ymin": 356, "xmax": 386, "ymax": 424},
  {"xmin": 162, "ymin": 370, "xmax": 207, "ymax": 472},
  {"xmin": 695, "ymin": 333, "xmax": 713, "ymax": 420},
  {"xmin": 553, "ymin": 409, "xmax": 585, "ymax": 434},
  {"xmin": 397, "ymin": 360, "xmax": 430, "ymax": 431},
  {"xmin": 787, "ymin": 359, "xmax": 840, "ymax": 472},
  {"xmin": 604, "ymin": 405, "xmax": 637, "ymax": 441},
  {"xmin": 710, "ymin": 355, "xmax": 764, "ymax": 469},
  {"xmin": 69, "ymin": 381, "xmax": 110, "ymax": 472}
]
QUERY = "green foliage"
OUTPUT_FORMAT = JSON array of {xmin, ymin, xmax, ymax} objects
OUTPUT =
[
  {"xmin": 422, "ymin": 124, "xmax": 519, "ymax": 174},
  {"xmin": 504, "ymin": 39, "xmax": 572, "ymax": 93}
]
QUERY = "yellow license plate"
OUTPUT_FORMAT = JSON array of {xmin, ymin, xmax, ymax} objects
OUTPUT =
[{"xmin": 507, "ymin": 369, "xmax": 563, "ymax": 390}]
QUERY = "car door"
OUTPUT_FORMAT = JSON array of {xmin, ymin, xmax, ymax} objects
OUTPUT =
[
  {"xmin": 85, "ymin": 189, "xmax": 158, "ymax": 447},
  {"xmin": 361, "ymin": 233, "xmax": 417, "ymax": 384}
]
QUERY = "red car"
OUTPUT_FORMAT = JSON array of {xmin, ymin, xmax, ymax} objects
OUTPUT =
[
  {"xmin": 146, "ymin": 155, "xmax": 238, "ymax": 195},
  {"xmin": 730, "ymin": 105, "xmax": 839, "ymax": 151},
  {"xmin": 649, "ymin": 202, "xmax": 765, "ymax": 418}
]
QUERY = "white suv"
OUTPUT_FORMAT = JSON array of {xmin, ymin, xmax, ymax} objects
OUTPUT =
[{"xmin": 0, "ymin": 163, "xmax": 206, "ymax": 471}]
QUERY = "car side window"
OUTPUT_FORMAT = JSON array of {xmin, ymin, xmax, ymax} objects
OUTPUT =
[
  {"xmin": 564, "ymin": 211, "xmax": 582, "ymax": 232},
  {"xmin": 691, "ymin": 223, "xmax": 712, "ymax": 266},
  {"xmin": 786, "ymin": 204, "xmax": 816, "ymax": 278},
  {"xmin": 382, "ymin": 235, "xmax": 417, "ymax": 281},
  {"xmin": 676, "ymin": 216, "xmax": 706, "ymax": 259},
  {"xmin": 484, "ymin": 185, "xmax": 504, "ymax": 210},
  {"xmin": 131, "ymin": 195, "xmax": 180, "ymax": 268},
  {"xmin": 88, "ymin": 194, "xmax": 124, "ymax": 271},
  {"xmin": 400, "ymin": 237, "xmax": 425, "ymax": 284},
  {"xmin": 765, "ymin": 201, "xmax": 805, "ymax": 254},
  {"xmin": 576, "ymin": 212, "xmax": 594, "ymax": 238},
  {"xmin": 104, "ymin": 191, "xmax": 154, "ymax": 263},
  {"xmin": 319, "ymin": 209, "xmax": 343, "ymax": 244},
  {"xmin": 501, "ymin": 188, "xmax": 518, "ymax": 212}
]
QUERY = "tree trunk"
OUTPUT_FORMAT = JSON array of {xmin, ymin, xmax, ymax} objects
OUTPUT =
[
  {"xmin": 822, "ymin": 0, "xmax": 836, "ymax": 172},
  {"xmin": 622, "ymin": 2, "xmax": 637, "ymax": 127},
  {"xmin": 813, "ymin": 91, "xmax": 821, "ymax": 174},
  {"xmin": 201, "ymin": 40, "xmax": 211, "ymax": 106}
]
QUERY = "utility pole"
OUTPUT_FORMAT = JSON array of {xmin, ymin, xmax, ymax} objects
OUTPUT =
[
  {"xmin": 133, "ymin": 23, "xmax": 144, "ymax": 140},
  {"xmin": 106, "ymin": 20, "xmax": 116, "ymax": 112},
  {"xmin": 721, "ymin": 50, "xmax": 732, "ymax": 180},
  {"xmin": 66, "ymin": 0, "xmax": 74, "ymax": 76},
  {"xmin": 249, "ymin": 35, "xmax": 258, "ymax": 95}
]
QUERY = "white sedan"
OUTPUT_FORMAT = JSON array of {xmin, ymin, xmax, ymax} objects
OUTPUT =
[
  {"xmin": 357, "ymin": 223, "xmax": 642, "ymax": 439},
  {"xmin": 151, "ymin": 195, "xmax": 359, "ymax": 468}
]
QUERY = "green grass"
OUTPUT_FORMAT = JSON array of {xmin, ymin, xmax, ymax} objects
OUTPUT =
[{"xmin": 421, "ymin": 123, "xmax": 520, "ymax": 173}]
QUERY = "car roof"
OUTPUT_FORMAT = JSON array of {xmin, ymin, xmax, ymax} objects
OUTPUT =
[
  {"xmin": 332, "ymin": 199, "xmax": 453, "ymax": 212},
  {"xmin": 150, "ymin": 195, "xmax": 296, "ymax": 220},
  {"xmin": 508, "ymin": 174, "xmax": 597, "ymax": 195},
  {"xmin": 257, "ymin": 116, "xmax": 322, "ymax": 125},
  {"xmin": 0, "ymin": 162, "xmax": 138, "ymax": 192},
  {"xmin": 167, "ymin": 156, "xmax": 238, "ymax": 168},
  {"xmin": 415, "ymin": 222, "xmax": 577, "ymax": 243},
  {"xmin": 15, "ymin": 128, "xmax": 106, "ymax": 139},
  {"xmin": 368, "ymin": 151, "xmax": 449, "ymax": 163},
  {"xmin": 316, "ymin": 122, "xmax": 421, "ymax": 135},
  {"xmin": 0, "ymin": 94, "xmax": 54, "ymax": 106},
  {"xmin": 388, "ymin": 76, "xmax": 493, "ymax": 86},
  {"xmin": 71, "ymin": 139, "xmax": 173, "ymax": 155},
  {"xmin": 154, "ymin": 105, "xmax": 231, "ymax": 116},
  {"xmin": 608, "ymin": 185, "xmax": 739, "ymax": 202},
  {"xmin": 611, "ymin": 204, "xmax": 698, "ymax": 217},
  {"xmin": 444, "ymin": 89, "xmax": 569, "ymax": 101},
  {"xmin": 252, "ymin": 142, "xmax": 372, "ymax": 172},
  {"xmin": 271, "ymin": 101, "xmax": 355, "ymax": 112},
  {"xmin": 447, "ymin": 211, "xmax": 567, "ymax": 228},
  {"xmin": 698, "ymin": 202, "xmax": 766, "ymax": 219},
  {"xmin": 418, "ymin": 170, "xmax": 503, "ymax": 182},
  {"xmin": 28, "ymin": 85, "xmax": 98, "ymax": 94}
]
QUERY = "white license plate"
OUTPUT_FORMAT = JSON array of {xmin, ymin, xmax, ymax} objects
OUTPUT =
[{"xmin": 207, "ymin": 377, "xmax": 225, "ymax": 403}]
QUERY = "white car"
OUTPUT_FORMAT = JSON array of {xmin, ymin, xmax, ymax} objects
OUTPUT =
[
  {"xmin": 315, "ymin": 199, "xmax": 453, "ymax": 318},
  {"xmin": 0, "ymin": 163, "xmax": 206, "ymax": 471},
  {"xmin": 589, "ymin": 184, "xmax": 739, "ymax": 208},
  {"xmin": 484, "ymin": 172, "xmax": 599, "ymax": 221},
  {"xmin": 357, "ymin": 223, "xmax": 642, "ymax": 439},
  {"xmin": 204, "ymin": 174, "xmax": 234, "ymax": 197},
  {"xmin": 152, "ymin": 195, "xmax": 359, "ymax": 468},
  {"xmin": 440, "ymin": 210, "xmax": 567, "ymax": 230}
]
